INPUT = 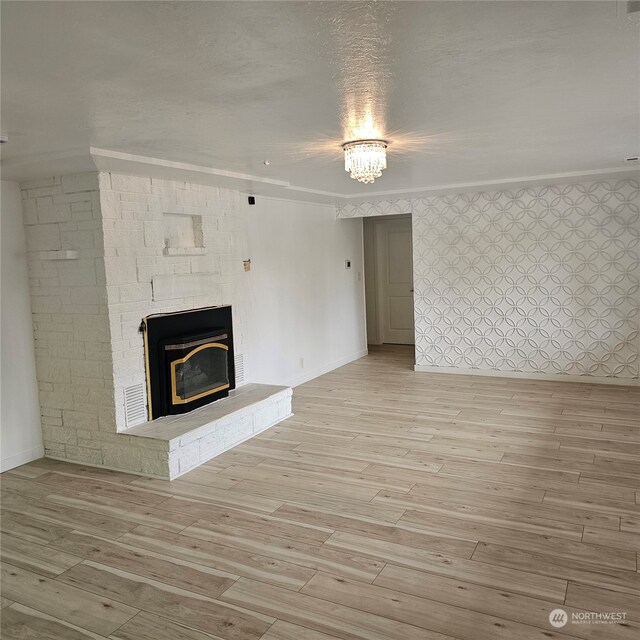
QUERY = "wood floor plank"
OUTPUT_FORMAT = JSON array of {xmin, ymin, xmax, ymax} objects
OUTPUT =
[
  {"xmin": 178, "ymin": 467, "xmax": 252, "ymax": 487},
  {"xmin": 582, "ymin": 527, "xmax": 640, "ymax": 553},
  {"xmin": 564, "ymin": 583, "xmax": 640, "ymax": 622},
  {"xmin": 238, "ymin": 444, "xmax": 371, "ymax": 472},
  {"xmin": 0, "ymin": 474, "xmax": 58, "ymax": 498},
  {"xmin": 219, "ymin": 577, "xmax": 455, "ymax": 640},
  {"xmin": 0, "ymin": 532, "xmax": 81, "ymax": 578},
  {"xmin": 557, "ymin": 435, "xmax": 640, "ymax": 457},
  {"xmin": 622, "ymin": 516, "xmax": 640, "ymax": 534},
  {"xmin": 273, "ymin": 503, "xmax": 477, "ymax": 557},
  {"xmin": 180, "ymin": 521, "xmax": 385, "ymax": 583},
  {"xmin": 375, "ymin": 564, "xmax": 640, "ymax": 639},
  {"xmin": 228, "ymin": 479, "xmax": 405, "ymax": 523},
  {"xmin": 401, "ymin": 509, "xmax": 636, "ymax": 570},
  {"xmin": 1, "ymin": 603, "xmax": 110, "ymax": 640},
  {"xmin": 324, "ymin": 531, "xmax": 567, "ymax": 601},
  {"xmin": 267, "ymin": 425, "xmax": 357, "ymax": 445},
  {"xmin": 130, "ymin": 477, "xmax": 284, "ymax": 513},
  {"xmin": 44, "ymin": 488, "xmax": 198, "ymax": 532},
  {"xmin": 49, "ymin": 531, "xmax": 238, "ymax": 598},
  {"xmin": 543, "ymin": 492, "xmax": 640, "ymax": 518},
  {"xmin": 118, "ymin": 525, "xmax": 316, "ymax": 591},
  {"xmin": 205, "ymin": 451, "xmax": 267, "ymax": 468},
  {"xmin": 404, "ymin": 444, "xmax": 505, "ymax": 462},
  {"xmin": 57, "ymin": 560, "xmax": 273, "ymax": 640},
  {"xmin": 499, "ymin": 452, "xmax": 596, "ymax": 472},
  {"xmin": 30, "ymin": 472, "xmax": 172, "ymax": 506},
  {"xmin": 406, "ymin": 470, "xmax": 546, "ymax": 502},
  {"xmin": 356, "ymin": 462, "xmax": 443, "ymax": 486},
  {"xmin": 218, "ymin": 464, "xmax": 382, "ymax": 501},
  {"xmin": 0, "ymin": 509, "xmax": 71, "ymax": 545},
  {"xmin": 255, "ymin": 458, "xmax": 416, "ymax": 493},
  {"xmin": 0, "ymin": 563, "xmax": 138, "ymax": 636},
  {"xmin": 1, "ymin": 493, "xmax": 135, "ymax": 540},
  {"xmin": 292, "ymin": 442, "xmax": 423, "ymax": 467},
  {"xmin": 373, "ymin": 564, "xmax": 562, "ymax": 633},
  {"xmin": 438, "ymin": 459, "xmax": 581, "ymax": 490},
  {"xmin": 156, "ymin": 496, "xmax": 334, "ymax": 544},
  {"xmin": 262, "ymin": 619, "xmax": 344, "ymax": 640},
  {"xmin": 375, "ymin": 490, "xmax": 587, "ymax": 538},
  {"xmin": 579, "ymin": 473, "xmax": 640, "ymax": 492},
  {"xmin": 302, "ymin": 571, "xmax": 634, "ymax": 640},
  {"xmin": 399, "ymin": 485, "xmax": 620, "ymax": 530},
  {"xmin": 111, "ymin": 611, "xmax": 228, "ymax": 640},
  {"xmin": 13, "ymin": 458, "xmax": 139, "ymax": 484},
  {"xmin": 472, "ymin": 542, "xmax": 640, "ymax": 596},
  {"xmin": 2, "ymin": 463, "xmax": 52, "ymax": 479}
]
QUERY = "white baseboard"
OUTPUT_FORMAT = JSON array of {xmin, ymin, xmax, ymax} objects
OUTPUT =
[
  {"xmin": 285, "ymin": 348, "xmax": 369, "ymax": 388},
  {"xmin": 414, "ymin": 364, "xmax": 639, "ymax": 386},
  {"xmin": 1, "ymin": 445, "xmax": 45, "ymax": 473}
]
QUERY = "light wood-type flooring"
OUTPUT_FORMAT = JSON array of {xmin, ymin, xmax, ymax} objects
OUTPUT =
[{"xmin": 2, "ymin": 345, "xmax": 640, "ymax": 639}]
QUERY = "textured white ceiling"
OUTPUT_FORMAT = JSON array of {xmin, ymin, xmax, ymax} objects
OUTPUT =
[{"xmin": 1, "ymin": 1, "xmax": 638, "ymax": 196}]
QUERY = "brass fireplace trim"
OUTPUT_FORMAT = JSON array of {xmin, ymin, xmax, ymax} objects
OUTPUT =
[
  {"xmin": 142, "ymin": 318, "xmax": 153, "ymax": 420},
  {"xmin": 164, "ymin": 333, "xmax": 228, "ymax": 351},
  {"xmin": 170, "ymin": 342, "xmax": 230, "ymax": 405}
]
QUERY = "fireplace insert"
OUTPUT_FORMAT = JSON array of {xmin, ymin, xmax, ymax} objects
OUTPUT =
[{"xmin": 141, "ymin": 306, "xmax": 235, "ymax": 419}]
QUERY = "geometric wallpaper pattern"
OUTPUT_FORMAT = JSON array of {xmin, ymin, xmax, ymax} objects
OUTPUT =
[{"xmin": 337, "ymin": 179, "xmax": 639, "ymax": 380}]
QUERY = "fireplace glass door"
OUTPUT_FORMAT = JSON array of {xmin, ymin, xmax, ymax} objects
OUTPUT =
[
  {"xmin": 161, "ymin": 330, "xmax": 231, "ymax": 413},
  {"xmin": 171, "ymin": 343, "xmax": 229, "ymax": 404}
]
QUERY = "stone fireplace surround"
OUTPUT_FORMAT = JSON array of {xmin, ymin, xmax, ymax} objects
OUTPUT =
[{"xmin": 21, "ymin": 171, "xmax": 292, "ymax": 479}]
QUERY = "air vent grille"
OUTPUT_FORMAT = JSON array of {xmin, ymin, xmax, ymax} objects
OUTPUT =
[
  {"xmin": 235, "ymin": 353, "xmax": 245, "ymax": 386},
  {"xmin": 124, "ymin": 383, "xmax": 147, "ymax": 427}
]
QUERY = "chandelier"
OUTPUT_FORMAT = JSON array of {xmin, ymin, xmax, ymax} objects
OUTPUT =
[{"xmin": 342, "ymin": 139, "xmax": 388, "ymax": 184}]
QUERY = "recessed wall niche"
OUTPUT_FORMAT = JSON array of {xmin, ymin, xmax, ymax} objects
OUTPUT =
[{"xmin": 163, "ymin": 212, "xmax": 205, "ymax": 256}]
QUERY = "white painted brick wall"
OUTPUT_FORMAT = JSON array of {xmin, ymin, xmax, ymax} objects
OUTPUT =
[
  {"xmin": 22, "ymin": 174, "xmax": 115, "ymax": 466},
  {"xmin": 100, "ymin": 173, "xmax": 250, "ymax": 432},
  {"xmin": 21, "ymin": 171, "xmax": 253, "ymax": 475}
]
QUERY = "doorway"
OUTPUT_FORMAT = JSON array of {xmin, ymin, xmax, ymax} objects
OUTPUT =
[{"xmin": 363, "ymin": 215, "xmax": 414, "ymax": 346}]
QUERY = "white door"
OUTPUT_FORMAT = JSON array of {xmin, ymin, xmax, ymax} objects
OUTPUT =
[{"xmin": 376, "ymin": 218, "xmax": 414, "ymax": 344}]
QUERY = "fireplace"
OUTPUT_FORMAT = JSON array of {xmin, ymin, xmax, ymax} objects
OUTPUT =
[{"xmin": 141, "ymin": 306, "xmax": 235, "ymax": 419}]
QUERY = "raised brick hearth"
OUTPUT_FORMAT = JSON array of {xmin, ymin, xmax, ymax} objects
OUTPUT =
[{"xmin": 123, "ymin": 384, "xmax": 292, "ymax": 479}]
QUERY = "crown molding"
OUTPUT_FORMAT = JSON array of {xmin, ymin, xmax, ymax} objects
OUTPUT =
[
  {"xmin": 89, "ymin": 148, "xmax": 344, "ymax": 204},
  {"xmin": 4, "ymin": 146, "xmax": 636, "ymax": 205},
  {"xmin": 89, "ymin": 149, "xmax": 640, "ymax": 204},
  {"xmin": 338, "ymin": 167, "xmax": 639, "ymax": 202}
]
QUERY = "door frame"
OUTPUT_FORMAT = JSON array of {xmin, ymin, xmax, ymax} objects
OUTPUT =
[{"xmin": 363, "ymin": 214, "xmax": 413, "ymax": 345}]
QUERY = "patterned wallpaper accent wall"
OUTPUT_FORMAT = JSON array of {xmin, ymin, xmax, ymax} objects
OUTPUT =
[{"xmin": 337, "ymin": 179, "xmax": 639, "ymax": 380}]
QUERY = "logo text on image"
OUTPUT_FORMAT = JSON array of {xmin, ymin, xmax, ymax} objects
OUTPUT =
[{"xmin": 548, "ymin": 608, "xmax": 628, "ymax": 627}]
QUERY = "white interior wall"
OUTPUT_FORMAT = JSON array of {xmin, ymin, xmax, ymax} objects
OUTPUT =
[
  {"xmin": 1, "ymin": 180, "xmax": 43, "ymax": 470},
  {"xmin": 245, "ymin": 196, "xmax": 367, "ymax": 387}
]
